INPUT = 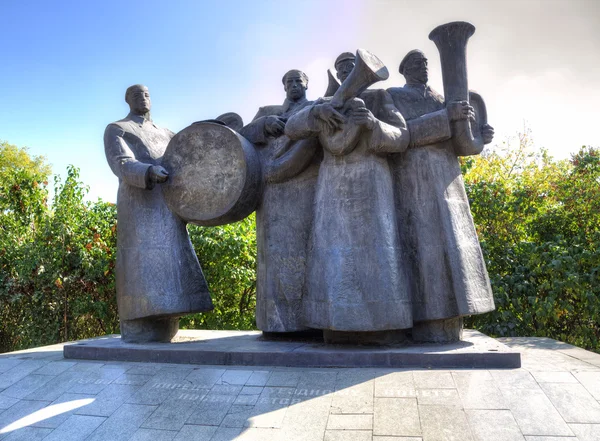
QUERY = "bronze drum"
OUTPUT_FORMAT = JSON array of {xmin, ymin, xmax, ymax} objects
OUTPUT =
[{"xmin": 162, "ymin": 122, "xmax": 262, "ymax": 226}]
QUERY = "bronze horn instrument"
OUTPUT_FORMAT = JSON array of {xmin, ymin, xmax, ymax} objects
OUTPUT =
[
  {"xmin": 429, "ymin": 21, "xmax": 487, "ymax": 156},
  {"xmin": 329, "ymin": 49, "xmax": 389, "ymax": 109},
  {"xmin": 324, "ymin": 69, "xmax": 341, "ymax": 97}
]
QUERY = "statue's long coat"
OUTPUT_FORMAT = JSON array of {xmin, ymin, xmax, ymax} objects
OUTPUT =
[
  {"xmin": 240, "ymin": 98, "xmax": 319, "ymax": 332},
  {"xmin": 104, "ymin": 113, "xmax": 213, "ymax": 322},
  {"xmin": 387, "ymin": 84, "xmax": 495, "ymax": 322}
]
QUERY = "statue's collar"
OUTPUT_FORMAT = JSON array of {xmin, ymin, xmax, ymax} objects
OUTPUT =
[
  {"xmin": 282, "ymin": 97, "xmax": 308, "ymax": 112},
  {"xmin": 127, "ymin": 112, "xmax": 154, "ymax": 126}
]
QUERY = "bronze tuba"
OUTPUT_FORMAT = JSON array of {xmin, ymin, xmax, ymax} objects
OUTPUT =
[
  {"xmin": 324, "ymin": 69, "xmax": 341, "ymax": 97},
  {"xmin": 429, "ymin": 21, "xmax": 488, "ymax": 156},
  {"xmin": 329, "ymin": 49, "xmax": 389, "ymax": 109}
]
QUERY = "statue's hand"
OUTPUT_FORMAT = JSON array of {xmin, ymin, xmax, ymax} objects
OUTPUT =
[
  {"xmin": 313, "ymin": 103, "xmax": 346, "ymax": 131},
  {"xmin": 350, "ymin": 106, "xmax": 377, "ymax": 131},
  {"xmin": 482, "ymin": 123, "xmax": 495, "ymax": 145},
  {"xmin": 149, "ymin": 165, "xmax": 169, "ymax": 184},
  {"xmin": 448, "ymin": 100, "xmax": 475, "ymax": 122},
  {"xmin": 265, "ymin": 116, "xmax": 286, "ymax": 137}
]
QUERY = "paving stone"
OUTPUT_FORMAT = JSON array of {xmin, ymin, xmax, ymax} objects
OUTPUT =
[
  {"xmin": 67, "ymin": 368, "xmax": 124, "ymax": 394},
  {"xmin": 419, "ymin": 406, "xmax": 473, "ymax": 441},
  {"xmin": 173, "ymin": 424, "xmax": 218, "ymax": 440},
  {"xmin": 125, "ymin": 365, "xmax": 162, "ymax": 376},
  {"xmin": 0, "ymin": 396, "xmax": 19, "ymax": 411},
  {"xmin": 491, "ymin": 370, "xmax": 540, "ymax": 390},
  {"xmin": 246, "ymin": 371, "xmax": 271, "ymax": 387},
  {"xmin": 0, "ymin": 375, "xmax": 54, "ymax": 399},
  {"xmin": 233, "ymin": 427, "xmax": 282, "ymax": 441},
  {"xmin": 324, "ymin": 430, "xmax": 372, "ymax": 441},
  {"xmin": 221, "ymin": 405, "xmax": 256, "ymax": 428},
  {"xmin": 416, "ymin": 388, "xmax": 461, "ymax": 406},
  {"xmin": 501, "ymin": 388, "xmax": 573, "ymax": 436},
  {"xmin": 23, "ymin": 371, "xmax": 83, "ymax": 402},
  {"xmin": 297, "ymin": 371, "xmax": 337, "ymax": 389},
  {"xmin": 129, "ymin": 428, "xmax": 178, "ymax": 441},
  {"xmin": 540, "ymin": 383, "xmax": 600, "ymax": 423},
  {"xmin": 126, "ymin": 381, "xmax": 182, "ymax": 406},
  {"xmin": 0, "ymin": 426, "xmax": 52, "ymax": 441},
  {"xmin": 42, "ymin": 414, "xmax": 106, "ymax": 441},
  {"xmin": 26, "ymin": 393, "xmax": 94, "ymax": 429},
  {"xmin": 453, "ymin": 371, "xmax": 507, "ymax": 409},
  {"xmin": 186, "ymin": 395, "xmax": 234, "ymax": 426},
  {"xmin": 185, "ymin": 368, "xmax": 225, "ymax": 387},
  {"xmin": 141, "ymin": 391, "xmax": 198, "ymax": 431},
  {"xmin": 524, "ymin": 437, "xmax": 579, "ymax": 441},
  {"xmin": 0, "ymin": 361, "xmax": 48, "ymax": 390},
  {"xmin": 247, "ymin": 401, "xmax": 289, "ymax": 428},
  {"xmin": 327, "ymin": 414, "xmax": 373, "ymax": 430},
  {"xmin": 85, "ymin": 403, "xmax": 157, "ymax": 441},
  {"xmin": 568, "ymin": 423, "xmax": 600, "ymax": 441},
  {"xmin": 218, "ymin": 370, "xmax": 253, "ymax": 385},
  {"xmin": 113, "ymin": 374, "xmax": 153, "ymax": 386},
  {"xmin": 33, "ymin": 361, "xmax": 76, "ymax": 376},
  {"xmin": 0, "ymin": 399, "xmax": 52, "ymax": 434},
  {"xmin": 280, "ymin": 393, "xmax": 331, "ymax": 433},
  {"xmin": 0, "ymin": 360, "xmax": 24, "ymax": 375},
  {"xmin": 372, "ymin": 437, "xmax": 422, "ymax": 441},
  {"xmin": 234, "ymin": 394, "xmax": 260, "ymax": 406},
  {"xmin": 530, "ymin": 372, "xmax": 578, "ymax": 384},
  {"xmin": 332, "ymin": 381, "xmax": 374, "ymax": 414},
  {"xmin": 210, "ymin": 384, "xmax": 243, "ymax": 396},
  {"xmin": 413, "ymin": 371, "xmax": 455, "ymax": 389},
  {"xmin": 466, "ymin": 409, "xmax": 524, "ymax": 441},
  {"xmin": 373, "ymin": 398, "xmax": 420, "ymax": 437},
  {"xmin": 66, "ymin": 362, "xmax": 105, "ymax": 373},
  {"xmin": 209, "ymin": 427, "xmax": 244, "ymax": 441},
  {"xmin": 266, "ymin": 371, "xmax": 301, "ymax": 387},
  {"xmin": 573, "ymin": 372, "xmax": 600, "ymax": 400},
  {"xmin": 374, "ymin": 372, "xmax": 415, "ymax": 398},
  {"xmin": 240, "ymin": 386, "xmax": 264, "ymax": 395}
]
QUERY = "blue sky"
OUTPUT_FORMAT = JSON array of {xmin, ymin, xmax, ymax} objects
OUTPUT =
[{"xmin": 1, "ymin": 0, "xmax": 599, "ymax": 202}]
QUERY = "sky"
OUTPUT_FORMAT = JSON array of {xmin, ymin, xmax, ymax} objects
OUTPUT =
[{"xmin": 0, "ymin": 0, "xmax": 599, "ymax": 202}]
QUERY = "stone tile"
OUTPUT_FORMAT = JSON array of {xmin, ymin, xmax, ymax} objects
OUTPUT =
[
  {"xmin": 0, "ymin": 360, "xmax": 24, "ymax": 375},
  {"xmin": 419, "ymin": 406, "xmax": 473, "ymax": 441},
  {"xmin": 266, "ymin": 371, "xmax": 300, "ymax": 387},
  {"xmin": 221, "ymin": 405, "xmax": 256, "ymax": 428},
  {"xmin": 372, "ymin": 438, "xmax": 422, "ymax": 441},
  {"xmin": 332, "ymin": 381, "xmax": 374, "ymax": 414},
  {"xmin": 173, "ymin": 425, "xmax": 218, "ymax": 440},
  {"xmin": 540, "ymin": 383, "xmax": 600, "ymax": 423},
  {"xmin": 85, "ymin": 403, "xmax": 157, "ymax": 441},
  {"xmin": 374, "ymin": 372, "xmax": 415, "ymax": 398},
  {"xmin": 240, "ymin": 386, "xmax": 264, "ymax": 395},
  {"xmin": 233, "ymin": 427, "xmax": 282, "ymax": 441},
  {"xmin": 327, "ymin": 414, "xmax": 373, "ymax": 430},
  {"xmin": 234, "ymin": 394, "xmax": 259, "ymax": 406},
  {"xmin": 66, "ymin": 362, "xmax": 105, "ymax": 373},
  {"xmin": 24, "ymin": 371, "xmax": 83, "ymax": 402},
  {"xmin": 491, "ymin": 370, "xmax": 540, "ymax": 390},
  {"xmin": 0, "ymin": 399, "xmax": 52, "ymax": 433},
  {"xmin": 218, "ymin": 370, "xmax": 253, "ymax": 385},
  {"xmin": 573, "ymin": 372, "xmax": 600, "ymax": 400},
  {"xmin": 373, "ymin": 398, "xmax": 420, "ymax": 437},
  {"xmin": 524, "ymin": 437, "xmax": 579, "ymax": 441},
  {"xmin": 568, "ymin": 423, "xmax": 600, "ymax": 441},
  {"xmin": 113, "ymin": 374, "xmax": 153, "ymax": 386},
  {"xmin": 453, "ymin": 371, "xmax": 507, "ymax": 409},
  {"xmin": 185, "ymin": 368, "xmax": 225, "ymax": 387},
  {"xmin": 26, "ymin": 393, "xmax": 93, "ymax": 429},
  {"xmin": 125, "ymin": 365, "xmax": 162, "ymax": 376},
  {"xmin": 42, "ymin": 414, "xmax": 106, "ymax": 441},
  {"xmin": 126, "ymin": 381, "xmax": 181, "ymax": 406},
  {"xmin": 413, "ymin": 371, "xmax": 455, "ymax": 389},
  {"xmin": 0, "ymin": 375, "xmax": 54, "ymax": 399},
  {"xmin": 186, "ymin": 395, "xmax": 234, "ymax": 426},
  {"xmin": 0, "ymin": 396, "xmax": 19, "ymax": 411},
  {"xmin": 209, "ymin": 427, "xmax": 244, "ymax": 441},
  {"xmin": 501, "ymin": 388, "xmax": 573, "ymax": 436},
  {"xmin": 466, "ymin": 409, "xmax": 524, "ymax": 441},
  {"xmin": 141, "ymin": 392, "xmax": 197, "ymax": 431},
  {"xmin": 416, "ymin": 388, "xmax": 461, "ymax": 406},
  {"xmin": 297, "ymin": 371, "xmax": 337, "ymax": 389},
  {"xmin": 246, "ymin": 371, "xmax": 271, "ymax": 387},
  {"xmin": 530, "ymin": 372, "xmax": 578, "ymax": 384},
  {"xmin": 324, "ymin": 430, "xmax": 372, "ymax": 441},
  {"xmin": 0, "ymin": 426, "xmax": 52, "ymax": 441},
  {"xmin": 73, "ymin": 383, "xmax": 143, "ymax": 417},
  {"xmin": 210, "ymin": 384, "xmax": 243, "ymax": 396},
  {"xmin": 67, "ymin": 368, "xmax": 124, "ymax": 395},
  {"xmin": 247, "ymin": 401, "xmax": 288, "ymax": 428},
  {"xmin": 33, "ymin": 361, "xmax": 76, "ymax": 376},
  {"xmin": 129, "ymin": 428, "xmax": 178, "ymax": 441},
  {"xmin": 0, "ymin": 361, "xmax": 47, "ymax": 389}
]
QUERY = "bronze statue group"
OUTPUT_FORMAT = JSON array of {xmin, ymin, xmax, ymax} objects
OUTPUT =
[{"xmin": 105, "ymin": 22, "xmax": 497, "ymax": 345}]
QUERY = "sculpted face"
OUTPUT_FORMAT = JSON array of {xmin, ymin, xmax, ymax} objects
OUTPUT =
[
  {"xmin": 336, "ymin": 59, "xmax": 355, "ymax": 83},
  {"xmin": 403, "ymin": 53, "xmax": 429, "ymax": 84},
  {"xmin": 127, "ymin": 86, "xmax": 151, "ymax": 115},
  {"xmin": 283, "ymin": 72, "xmax": 308, "ymax": 102}
]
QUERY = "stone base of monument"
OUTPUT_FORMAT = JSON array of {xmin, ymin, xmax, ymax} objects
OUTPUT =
[{"xmin": 63, "ymin": 329, "xmax": 520, "ymax": 368}]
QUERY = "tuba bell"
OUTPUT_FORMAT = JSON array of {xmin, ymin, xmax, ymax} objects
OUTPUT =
[
  {"xmin": 429, "ymin": 21, "xmax": 488, "ymax": 156},
  {"xmin": 329, "ymin": 49, "xmax": 389, "ymax": 109},
  {"xmin": 324, "ymin": 69, "xmax": 341, "ymax": 97}
]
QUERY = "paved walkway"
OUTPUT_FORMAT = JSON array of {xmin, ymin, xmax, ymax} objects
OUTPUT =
[{"xmin": 0, "ymin": 337, "xmax": 599, "ymax": 440}]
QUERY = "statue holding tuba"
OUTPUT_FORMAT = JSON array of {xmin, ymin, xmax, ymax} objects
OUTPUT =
[
  {"xmin": 285, "ymin": 49, "xmax": 414, "ymax": 342},
  {"xmin": 386, "ymin": 21, "xmax": 496, "ymax": 343}
]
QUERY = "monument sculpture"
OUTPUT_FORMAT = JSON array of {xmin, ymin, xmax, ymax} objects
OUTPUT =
[
  {"xmin": 104, "ymin": 85, "xmax": 213, "ymax": 343},
  {"xmin": 105, "ymin": 21, "xmax": 496, "ymax": 345}
]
